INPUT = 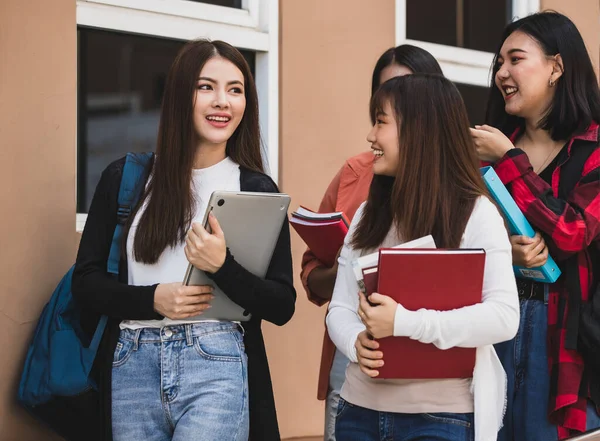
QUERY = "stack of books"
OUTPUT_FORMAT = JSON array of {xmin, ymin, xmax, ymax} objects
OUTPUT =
[{"xmin": 289, "ymin": 207, "xmax": 350, "ymax": 267}]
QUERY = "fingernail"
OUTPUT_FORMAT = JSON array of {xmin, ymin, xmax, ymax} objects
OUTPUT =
[{"xmin": 379, "ymin": 361, "xmax": 384, "ymax": 367}]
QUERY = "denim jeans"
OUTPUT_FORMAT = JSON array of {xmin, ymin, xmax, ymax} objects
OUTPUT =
[
  {"xmin": 111, "ymin": 322, "xmax": 249, "ymax": 441},
  {"xmin": 335, "ymin": 398, "xmax": 474, "ymax": 441},
  {"xmin": 325, "ymin": 349, "xmax": 350, "ymax": 441},
  {"xmin": 495, "ymin": 299, "xmax": 600, "ymax": 441}
]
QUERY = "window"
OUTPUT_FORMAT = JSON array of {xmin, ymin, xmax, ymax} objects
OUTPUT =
[
  {"xmin": 189, "ymin": 0, "xmax": 242, "ymax": 8},
  {"xmin": 76, "ymin": 28, "xmax": 255, "ymax": 213},
  {"xmin": 407, "ymin": 0, "xmax": 511, "ymax": 53},
  {"xmin": 76, "ymin": 0, "xmax": 278, "ymax": 231},
  {"xmin": 396, "ymin": 0, "xmax": 539, "ymax": 124}
]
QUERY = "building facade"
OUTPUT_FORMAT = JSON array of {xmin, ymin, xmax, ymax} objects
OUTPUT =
[{"xmin": 1, "ymin": 0, "xmax": 598, "ymax": 439}]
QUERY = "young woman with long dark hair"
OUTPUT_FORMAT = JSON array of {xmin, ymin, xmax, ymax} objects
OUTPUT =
[
  {"xmin": 72, "ymin": 39, "xmax": 295, "ymax": 441},
  {"xmin": 327, "ymin": 74, "xmax": 519, "ymax": 441}
]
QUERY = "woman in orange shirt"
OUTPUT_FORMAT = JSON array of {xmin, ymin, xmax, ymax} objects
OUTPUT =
[{"xmin": 300, "ymin": 44, "xmax": 443, "ymax": 441}]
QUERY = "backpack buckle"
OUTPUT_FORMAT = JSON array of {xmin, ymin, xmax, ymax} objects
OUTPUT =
[{"xmin": 117, "ymin": 205, "xmax": 131, "ymax": 225}]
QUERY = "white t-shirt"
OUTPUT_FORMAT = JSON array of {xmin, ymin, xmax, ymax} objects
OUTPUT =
[{"xmin": 121, "ymin": 156, "xmax": 241, "ymax": 329}]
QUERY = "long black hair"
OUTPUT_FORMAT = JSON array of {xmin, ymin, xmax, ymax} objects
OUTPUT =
[
  {"xmin": 485, "ymin": 11, "xmax": 600, "ymax": 140},
  {"xmin": 371, "ymin": 44, "xmax": 443, "ymax": 95},
  {"xmin": 133, "ymin": 39, "xmax": 262, "ymax": 264}
]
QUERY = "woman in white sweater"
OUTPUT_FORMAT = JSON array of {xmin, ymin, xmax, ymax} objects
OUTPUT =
[{"xmin": 326, "ymin": 74, "xmax": 519, "ymax": 441}]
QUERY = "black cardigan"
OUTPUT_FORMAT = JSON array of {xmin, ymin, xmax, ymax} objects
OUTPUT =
[{"xmin": 71, "ymin": 157, "xmax": 296, "ymax": 441}]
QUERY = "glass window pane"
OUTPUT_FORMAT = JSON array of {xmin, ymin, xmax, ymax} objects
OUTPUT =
[
  {"xmin": 77, "ymin": 28, "xmax": 255, "ymax": 212},
  {"xmin": 186, "ymin": 0, "xmax": 242, "ymax": 8},
  {"xmin": 463, "ymin": 0, "xmax": 510, "ymax": 53},
  {"xmin": 407, "ymin": 0, "xmax": 510, "ymax": 53},
  {"xmin": 454, "ymin": 82, "xmax": 489, "ymax": 126},
  {"xmin": 407, "ymin": 0, "xmax": 457, "ymax": 47}
]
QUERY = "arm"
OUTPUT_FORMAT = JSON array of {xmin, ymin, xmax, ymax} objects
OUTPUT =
[
  {"xmin": 325, "ymin": 205, "xmax": 366, "ymax": 363},
  {"xmin": 207, "ymin": 219, "xmax": 296, "ymax": 326},
  {"xmin": 393, "ymin": 198, "xmax": 520, "ymax": 349},
  {"xmin": 494, "ymin": 148, "xmax": 600, "ymax": 261},
  {"xmin": 300, "ymin": 165, "xmax": 344, "ymax": 305},
  {"xmin": 72, "ymin": 159, "xmax": 162, "ymax": 321}
]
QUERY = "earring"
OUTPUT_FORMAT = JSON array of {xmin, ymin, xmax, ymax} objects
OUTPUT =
[{"xmin": 549, "ymin": 78, "xmax": 556, "ymax": 87}]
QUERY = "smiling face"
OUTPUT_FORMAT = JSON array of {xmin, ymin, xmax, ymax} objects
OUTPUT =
[
  {"xmin": 494, "ymin": 30, "xmax": 562, "ymax": 124},
  {"xmin": 367, "ymin": 100, "xmax": 400, "ymax": 177},
  {"xmin": 193, "ymin": 56, "xmax": 246, "ymax": 152}
]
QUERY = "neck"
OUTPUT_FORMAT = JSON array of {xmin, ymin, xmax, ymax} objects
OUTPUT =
[
  {"xmin": 523, "ymin": 118, "xmax": 554, "ymax": 147},
  {"xmin": 193, "ymin": 142, "xmax": 227, "ymax": 169}
]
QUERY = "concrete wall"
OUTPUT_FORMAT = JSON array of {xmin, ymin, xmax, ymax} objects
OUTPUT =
[
  {"xmin": 270, "ymin": 0, "xmax": 396, "ymax": 437},
  {"xmin": 541, "ymin": 0, "xmax": 600, "ymax": 75},
  {"xmin": 0, "ymin": 0, "xmax": 77, "ymax": 439}
]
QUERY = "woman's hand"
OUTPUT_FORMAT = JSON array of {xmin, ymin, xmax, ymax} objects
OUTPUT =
[
  {"xmin": 470, "ymin": 124, "xmax": 515, "ymax": 162},
  {"xmin": 510, "ymin": 233, "xmax": 549, "ymax": 268},
  {"xmin": 154, "ymin": 283, "xmax": 214, "ymax": 319},
  {"xmin": 354, "ymin": 330, "xmax": 383, "ymax": 378},
  {"xmin": 358, "ymin": 291, "xmax": 397, "ymax": 339},
  {"xmin": 184, "ymin": 213, "xmax": 227, "ymax": 274}
]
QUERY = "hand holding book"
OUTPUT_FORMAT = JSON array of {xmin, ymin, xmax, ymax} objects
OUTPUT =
[{"xmin": 357, "ymin": 291, "xmax": 395, "ymax": 339}]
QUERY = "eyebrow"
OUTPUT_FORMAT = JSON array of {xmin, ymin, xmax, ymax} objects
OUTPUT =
[
  {"xmin": 500, "ymin": 48, "xmax": 528, "ymax": 57},
  {"xmin": 198, "ymin": 76, "xmax": 244, "ymax": 86}
]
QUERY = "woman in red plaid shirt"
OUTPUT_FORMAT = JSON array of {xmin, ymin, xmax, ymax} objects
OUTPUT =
[{"xmin": 471, "ymin": 11, "xmax": 600, "ymax": 441}]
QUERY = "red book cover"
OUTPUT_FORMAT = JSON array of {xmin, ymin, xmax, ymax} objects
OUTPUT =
[
  {"xmin": 371, "ymin": 249, "xmax": 485, "ymax": 379},
  {"xmin": 290, "ymin": 207, "xmax": 349, "ymax": 267}
]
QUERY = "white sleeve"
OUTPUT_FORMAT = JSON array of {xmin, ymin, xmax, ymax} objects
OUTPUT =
[
  {"xmin": 392, "ymin": 197, "xmax": 520, "ymax": 348},
  {"xmin": 326, "ymin": 204, "xmax": 367, "ymax": 363}
]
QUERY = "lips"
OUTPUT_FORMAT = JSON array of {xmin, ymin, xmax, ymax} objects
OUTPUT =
[
  {"xmin": 206, "ymin": 114, "xmax": 232, "ymax": 128},
  {"xmin": 501, "ymin": 85, "xmax": 518, "ymax": 101}
]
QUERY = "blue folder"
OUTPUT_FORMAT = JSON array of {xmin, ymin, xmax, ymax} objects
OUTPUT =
[{"xmin": 480, "ymin": 166, "xmax": 561, "ymax": 283}]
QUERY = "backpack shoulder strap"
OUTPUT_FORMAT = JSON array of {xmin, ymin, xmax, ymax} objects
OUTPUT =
[{"xmin": 107, "ymin": 152, "xmax": 153, "ymax": 275}]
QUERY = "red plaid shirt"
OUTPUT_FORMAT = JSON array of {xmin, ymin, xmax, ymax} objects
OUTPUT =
[{"xmin": 493, "ymin": 122, "xmax": 600, "ymax": 438}]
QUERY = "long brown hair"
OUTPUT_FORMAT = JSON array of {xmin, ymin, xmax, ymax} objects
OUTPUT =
[
  {"xmin": 352, "ymin": 74, "xmax": 489, "ymax": 250},
  {"xmin": 132, "ymin": 39, "xmax": 263, "ymax": 264}
]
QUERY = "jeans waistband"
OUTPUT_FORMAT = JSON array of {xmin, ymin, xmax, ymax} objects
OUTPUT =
[
  {"xmin": 517, "ymin": 279, "xmax": 547, "ymax": 303},
  {"xmin": 118, "ymin": 322, "xmax": 243, "ymax": 346}
]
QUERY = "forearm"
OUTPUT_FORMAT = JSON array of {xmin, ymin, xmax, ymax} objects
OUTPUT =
[{"xmin": 306, "ymin": 265, "xmax": 338, "ymax": 302}]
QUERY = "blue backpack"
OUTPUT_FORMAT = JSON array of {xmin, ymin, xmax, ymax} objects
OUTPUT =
[{"xmin": 18, "ymin": 152, "xmax": 152, "ymax": 407}]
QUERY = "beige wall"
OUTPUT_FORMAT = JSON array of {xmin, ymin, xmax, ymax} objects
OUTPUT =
[
  {"xmin": 0, "ymin": 0, "xmax": 77, "ymax": 439},
  {"xmin": 270, "ymin": 0, "xmax": 396, "ymax": 438},
  {"xmin": 541, "ymin": 0, "xmax": 600, "ymax": 74}
]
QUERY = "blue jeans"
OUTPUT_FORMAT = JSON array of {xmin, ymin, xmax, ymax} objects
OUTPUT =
[
  {"xmin": 335, "ymin": 398, "xmax": 474, "ymax": 441},
  {"xmin": 325, "ymin": 349, "xmax": 350, "ymax": 441},
  {"xmin": 111, "ymin": 322, "xmax": 249, "ymax": 441},
  {"xmin": 495, "ymin": 299, "xmax": 600, "ymax": 441}
]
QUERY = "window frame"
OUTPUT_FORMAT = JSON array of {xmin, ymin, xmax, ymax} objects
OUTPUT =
[
  {"xmin": 394, "ymin": 0, "xmax": 540, "ymax": 87},
  {"xmin": 75, "ymin": 0, "xmax": 279, "ymax": 231}
]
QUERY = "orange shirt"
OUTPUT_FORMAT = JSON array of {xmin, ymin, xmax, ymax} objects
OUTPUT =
[{"xmin": 300, "ymin": 151, "xmax": 374, "ymax": 400}]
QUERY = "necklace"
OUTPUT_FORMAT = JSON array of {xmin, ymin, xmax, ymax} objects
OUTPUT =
[{"xmin": 520, "ymin": 138, "xmax": 563, "ymax": 174}]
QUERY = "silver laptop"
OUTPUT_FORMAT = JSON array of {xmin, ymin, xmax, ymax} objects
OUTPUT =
[{"xmin": 183, "ymin": 191, "xmax": 291, "ymax": 321}]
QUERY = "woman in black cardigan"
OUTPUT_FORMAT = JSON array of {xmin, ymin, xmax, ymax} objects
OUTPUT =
[{"xmin": 71, "ymin": 39, "xmax": 295, "ymax": 441}]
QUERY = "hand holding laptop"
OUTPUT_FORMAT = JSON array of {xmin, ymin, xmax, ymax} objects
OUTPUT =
[{"xmin": 185, "ymin": 212, "xmax": 227, "ymax": 274}]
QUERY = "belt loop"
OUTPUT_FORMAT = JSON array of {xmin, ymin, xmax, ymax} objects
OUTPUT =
[
  {"xmin": 237, "ymin": 323, "xmax": 245, "ymax": 337},
  {"xmin": 133, "ymin": 328, "xmax": 142, "ymax": 351},
  {"xmin": 185, "ymin": 324, "xmax": 193, "ymax": 346},
  {"xmin": 528, "ymin": 282, "xmax": 535, "ymax": 300},
  {"xmin": 544, "ymin": 284, "xmax": 549, "ymax": 305}
]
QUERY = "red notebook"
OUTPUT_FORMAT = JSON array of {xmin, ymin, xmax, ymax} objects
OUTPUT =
[
  {"xmin": 290, "ymin": 206, "xmax": 349, "ymax": 267},
  {"xmin": 364, "ymin": 248, "xmax": 485, "ymax": 379}
]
